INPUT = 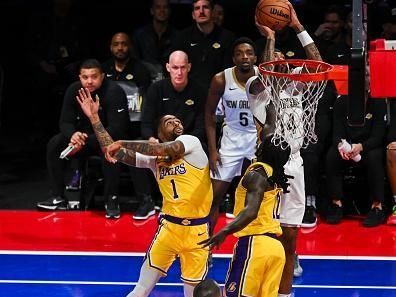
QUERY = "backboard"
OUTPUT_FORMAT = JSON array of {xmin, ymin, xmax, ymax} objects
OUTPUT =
[{"xmin": 348, "ymin": 0, "xmax": 368, "ymax": 126}]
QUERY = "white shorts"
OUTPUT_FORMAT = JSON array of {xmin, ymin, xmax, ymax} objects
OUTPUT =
[
  {"xmin": 279, "ymin": 151, "xmax": 305, "ymax": 226},
  {"xmin": 211, "ymin": 125, "xmax": 257, "ymax": 182}
]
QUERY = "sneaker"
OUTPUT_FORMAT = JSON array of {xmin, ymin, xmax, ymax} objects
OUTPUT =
[
  {"xmin": 37, "ymin": 196, "xmax": 68, "ymax": 210},
  {"xmin": 326, "ymin": 203, "xmax": 343, "ymax": 224},
  {"xmin": 293, "ymin": 253, "xmax": 303, "ymax": 277},
  {"xmin": 363, "ymin": 207, "xmax": 386, "ymax": 227},
  {"xmin": 65, "ymin": 170, "xmax": 81, "ymax": 191},
  {"xmin": 224, "ymin": 196, "xmax": 235, "ymax": 219},
  {"xmin": 105, "ymin": 195, "xmax": 120, "ymax": 219},
  {"xmin": 133, "ymin": 196, "xmax": 155, "ymax": 220},
  {"xmin": 301, "ymin": 206, "xmax": 317, "ymax": 228},
  {"xmin": 387, "ymin": 205, "xmax": 396, "ymax": 225}
]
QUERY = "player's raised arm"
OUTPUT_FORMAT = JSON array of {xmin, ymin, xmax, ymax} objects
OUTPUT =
[{"xmin": 287, "ymin": 2, "xmax": 322, "ymax": 61}]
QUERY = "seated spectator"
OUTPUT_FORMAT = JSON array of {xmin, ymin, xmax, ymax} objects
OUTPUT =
[
  {"xmin": 133, "ymin": 0, "xmax": 180, "ymax": 81},
  {"xmin": 141, "ymin": 50, "xmax": 206, "ymax": 144},
  {"xmin": 211, "ymin": 2, "xmax": 224, "ymax": 27},
  {"xmin": 25, "ymin": 0, "xmax": 88, "ymax": 139},
  {"xmin": 313, "ymin": 5, "xmax": 346, "ymax": 63},
  {"xmin": 102, "ymin": 32, "xmax": 157, "ymax": 220},
  {"xmin": 193, "ymin": 279, "xmax": 222, "ymax": 297},
  {"xmin": 325, "ymin": 96, "xmax": 387, "ymax": 227},
  {"xmin": 37, "ymin": 59, "xmax": 129, "ymax": 219}
]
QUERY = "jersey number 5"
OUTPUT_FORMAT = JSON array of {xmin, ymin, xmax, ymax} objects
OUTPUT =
[
  {"xmin": 170, "ymin": 179, "xmax": 179, "ymax": 199},
  {"xmin": 239, "ymin": 112, "xmax": 248, "ymax": 126}
]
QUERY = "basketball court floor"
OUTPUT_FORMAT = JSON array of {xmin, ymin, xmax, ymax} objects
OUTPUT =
[{"xmin": 0, "ymin": 210, "xmax": 395, "ymax": 297}]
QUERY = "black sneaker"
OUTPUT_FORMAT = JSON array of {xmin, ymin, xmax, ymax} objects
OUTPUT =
[
  {"xmin": 37, "ymin": 196, "xmax": 68, "ymax": 210},
  {"xmin": 301, "ymin": 206, "xmax": 317, "ymax": 228},
  {"xmin": 224, "ymin": 196, "xmax": 235, "ymax": 219},
  {"xmin": 326, "ymin": 203, "xmax": 343, "ymax": 224},
  {"xmin": 133, "ymin": 196, "xmax": 155, "ymax": 220},
  {"xmin": 105, "ymin": 195, "xmax": 120, "ymax": 219},
  {"xmin": 363, "ymin": 207, "xmax": 386, "ymax": 227}
]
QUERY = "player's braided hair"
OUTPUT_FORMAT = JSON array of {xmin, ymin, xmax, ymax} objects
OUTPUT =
[{"xmin": 256, "ymin": 134, "xmax": 293, "ymax": 193}]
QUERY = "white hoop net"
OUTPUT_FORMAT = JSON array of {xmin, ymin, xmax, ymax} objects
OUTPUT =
[{"xmin": 258, "ymin": 60, "xmax": 332, "ymax": 152}]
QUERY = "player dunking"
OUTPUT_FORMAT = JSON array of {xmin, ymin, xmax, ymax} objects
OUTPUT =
[
  {"xmin": 205, "ymin": 37, "xmax": 258, "ymax": 226},
  {"xmin": 200, "ymin": 138, "xmax": 292, "ymax": 297},
  {"xmin": 76, "ymin": 88, "xmax": 212, "ymax": 297},
  {"xmin": 246, "ymin": 3, "xmax": 322, "ymax": 297}
]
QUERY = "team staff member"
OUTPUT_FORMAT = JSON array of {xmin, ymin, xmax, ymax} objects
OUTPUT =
[
  {"xmin": 200, "ymin": 138, "xmax": 291, "ymax": 297},
  {"xmin": 141, "ymin": 50, "xmax": 206, "ymax": 143},
  {"xmin": 77, "ymin": 86, "xmax": 212, "ymax": 297},
  {"xmin": 102, "ymin": 31, "xmax": 156, "ymax": 220},
  {"xmin": 174, "ymin": 0, "xmax": 235, "ymax": 89},
  {"xmin": 37, "ymin": 59, "xmax": 129, "ymax": 219},
  {"xmin": 102, "ymin": 32, "xmax": 151, "ymax": 91}
]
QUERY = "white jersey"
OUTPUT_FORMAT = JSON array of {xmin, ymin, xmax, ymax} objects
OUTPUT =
[
  {"xmin": 221, "ymin": 66, "xmax": 257, "ymax": 133},
  {"xmin": 276, "ymin": 67, "xmax": 304, "ymax": 153}
]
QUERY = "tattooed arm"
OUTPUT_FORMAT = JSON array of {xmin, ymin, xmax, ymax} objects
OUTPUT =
[
  {"xmin": 76, "ymin": 88, "xmax": 115, "ymax": 153},
  {"xmin": 288, "ymin": 2, "xmax": 322, "ymax": 61},
  {"xmin": 120, "ymin": 140, "xmax": 185, "ymax": 161},
  {"xmin": 255, "ymin": 16, "xmax": 275, "ymax": 64}
]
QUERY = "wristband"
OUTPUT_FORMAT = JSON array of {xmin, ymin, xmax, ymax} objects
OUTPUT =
[{"xmin": 297, "ymin": 30, "xmax": 314, "ymax": 47}]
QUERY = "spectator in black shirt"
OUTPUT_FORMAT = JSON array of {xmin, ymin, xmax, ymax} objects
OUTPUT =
[
  {"xmin": 325, "ymin": 97, "xmax": 387, "ymax": 227},
  {"xmin": 102, "ymin": 32, "xmax": 151, "ymax": 91},
  {"xmin": 102, "ymin": 32, "xmax": 157, "ymax": 221},
  {"xmin": 141, "ymin": 50, "xmax": 206, "ymax": 143},
  {"xmin": 133, "ymin": 0, "xmax": 179, "ymax": 81},
  {"xmin": 313, "ymin": 5, "xmax": 346, "ymax": 63},
  {"xmin": 174, "ymin": 0, "xmax": 235, "ymax": 90},
  {"xmin": 37, "ymin": 59, "xmax": 129, "ymax": 219}
]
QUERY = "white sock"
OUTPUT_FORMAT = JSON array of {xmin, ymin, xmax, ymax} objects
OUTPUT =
[
  {"xmin": 126, "ymin": 260, "xmax": 162, "ymax": 297},
  {"xmin": 183, "ymin": 283, "xmax": 195, "ymax": 297},
  {"xmin": 311, "ymin": 195, "xmax": 317, "ymax": 209},
  {"xmin": 278, "ymin": 293, "xmax": 292, "ymax": 297},
  {"xmin": 306, "ymin": 195, "xmax": 311, "ymax": 207}
]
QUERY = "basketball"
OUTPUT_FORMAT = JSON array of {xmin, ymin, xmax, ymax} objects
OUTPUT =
[{"xmin": 255, "ymin": 0, "xmax": 291, "ymax": 31}]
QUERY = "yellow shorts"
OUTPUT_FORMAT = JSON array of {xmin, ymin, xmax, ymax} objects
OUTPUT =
[
  {"xmin": 224, "ymin": 235, "xmax": 285, "ymax": 297},
  {"xmin": 146, "ymin": 219, "xmax": 210, "ymax": 284}
]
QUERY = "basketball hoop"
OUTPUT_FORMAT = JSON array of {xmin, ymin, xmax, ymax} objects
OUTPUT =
[{"xmin": 258, "ymin": 59, "xmax": 347, "ymax": 151}]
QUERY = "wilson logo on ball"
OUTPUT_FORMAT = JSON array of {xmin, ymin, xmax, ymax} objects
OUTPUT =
[{"xmin": 269, "ymin": 8, "xmax": 289, "ymax": 19}]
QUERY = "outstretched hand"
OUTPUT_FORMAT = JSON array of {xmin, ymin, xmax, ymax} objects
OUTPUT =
[
  {"xmin": 198, "ymin": 230, "xmax": 227, "ymax": 250},
  {"xmin": 76, "ymin": 88, "xmax": 100, "ymax": 119}
]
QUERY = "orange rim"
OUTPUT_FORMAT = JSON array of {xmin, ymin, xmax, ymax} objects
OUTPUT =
[{"xmin": 259, "ymin": 59, "xmax": 336, "ymax": 82}]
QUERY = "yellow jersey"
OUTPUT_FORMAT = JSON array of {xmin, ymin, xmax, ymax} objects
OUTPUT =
[
  {"xmin": 156, "ymin": 157, "xmax": 213, "ymax": 219},
  {"xmin": 234, "ymin": 162, "xmax": 282, "ymax": 238}
]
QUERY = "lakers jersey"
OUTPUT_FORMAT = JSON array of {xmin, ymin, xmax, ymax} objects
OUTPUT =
[
  {"xmin": 233, "ymin": 162, "xmax": 282, "ymax": 237},
  {"xmin": 222, "ymin": 66, "xmax": 257, "ymax": 133},
  {"xmin": 156, "ymin": 153, "xmax": 213, "ymax": 219}
]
